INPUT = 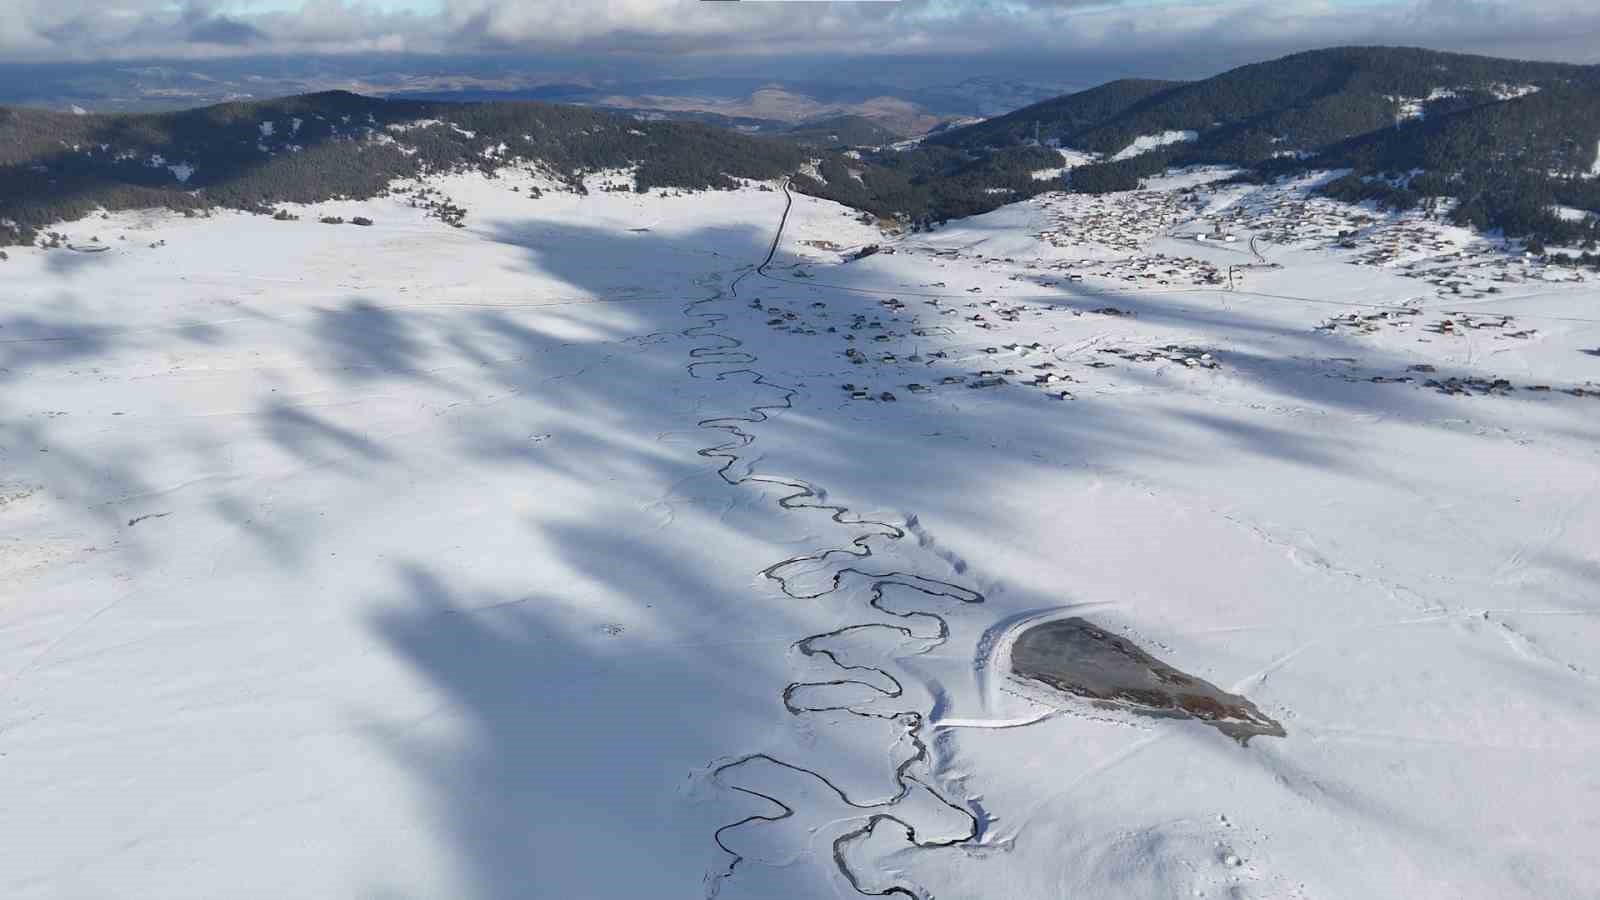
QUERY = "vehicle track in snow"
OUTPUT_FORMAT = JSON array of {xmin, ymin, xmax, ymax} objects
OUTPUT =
[{"xmin": 686, "ymin": 183, "xmax": 986, "ymax": 898}]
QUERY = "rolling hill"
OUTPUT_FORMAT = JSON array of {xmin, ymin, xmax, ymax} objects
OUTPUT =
[
  {"xmin": 850, "ymin": 46, "xmax": 1600, "ymax": 244},
  {"xmin": 923, "ymin": 78, "xmax": 1184, "ymax": 150},
  {"xmin": 0, "ymin": 92, "xmax": 806, "ymax": 246},
  {"xmin": 782, "ymin": 114, "xmax": 908, "ymax": 149},
  {"xmin": 933, "ymin": 47, "xmax": 1591, "ymax": 162}
]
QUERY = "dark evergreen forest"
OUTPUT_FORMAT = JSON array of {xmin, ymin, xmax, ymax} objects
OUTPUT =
[{"xmin": 0, "ymin": 92, "xmax": 806, "ymax": 246}]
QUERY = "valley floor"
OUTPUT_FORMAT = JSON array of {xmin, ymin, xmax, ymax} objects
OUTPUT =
[{"xmin": 2, "ymin": 171, "xmax": 1598, "ymax": 899}]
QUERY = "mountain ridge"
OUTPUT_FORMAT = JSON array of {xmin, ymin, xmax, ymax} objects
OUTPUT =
[
  {"xmin": 0, "ymin": 91, "xmax": 806, "ymax": 246},
  {"xmin": 4, "ymin": 46, "xmax": 1599, "ymax": 249},
  {"xmin": 821, "ymin": 46, "xmax": 1600, "ymax": 244}
]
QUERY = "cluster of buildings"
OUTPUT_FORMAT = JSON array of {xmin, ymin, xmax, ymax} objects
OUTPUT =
[
  {"xmin": 1384, "ymin": 235, "xmax": 1588, "ymax": 299},
  {"xmin": 1051, "ymin": 254, "xmax": 1226, "ymax": 288},
  {"xmin": 1035, "ymin": 190, "xmax": 1199, "ymax": 252},
  {"xmin": 1183, "ymin": 180, "xmax": 1592, "ymax": 298}
]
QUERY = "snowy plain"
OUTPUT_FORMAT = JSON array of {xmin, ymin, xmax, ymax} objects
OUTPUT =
[{"xmin": 3, "ymin": 168, "xmax": 1599, "ymax": 899}]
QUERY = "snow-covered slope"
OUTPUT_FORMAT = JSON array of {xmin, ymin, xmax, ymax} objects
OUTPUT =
[
  {"xmin": 1031, "ymin": 147, "xmax": 1099, "ymax": 181},
  {"xmin": 1110, "ymin": 129, "xmax": 1198, "ymax": 160},
  {"xmin": 2, "ymin": 171, "xmax": 1598, "ymax": 900}
]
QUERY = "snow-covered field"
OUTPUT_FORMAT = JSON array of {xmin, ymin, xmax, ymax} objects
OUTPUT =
[{"xmin": 3, "ymin": 171, "xmax": 1599, "ymax": 899}]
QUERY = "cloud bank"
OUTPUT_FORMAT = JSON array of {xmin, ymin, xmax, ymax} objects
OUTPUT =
[{"xmin": 2, "ymin": 0, "xmax": 1598, "ymax": 73}]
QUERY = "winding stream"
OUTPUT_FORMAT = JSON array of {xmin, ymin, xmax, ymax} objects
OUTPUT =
[{"xmin": 686, "ymin": 183, "xmax": 986, "ymax": 898}]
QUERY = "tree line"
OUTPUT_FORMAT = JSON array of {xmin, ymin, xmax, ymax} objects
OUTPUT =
[{"xmin": 0, "ymin": 92, "xmax": 805, "ymax": 246}]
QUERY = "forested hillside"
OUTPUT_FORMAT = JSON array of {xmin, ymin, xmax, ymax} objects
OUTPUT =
[
  {"xmin": 1299, "ymin": 83, "xmax": 1600, "ymax": 246},
  {"xmin": 923, "ymin": 79, "xmax": 1183, "ymax": 150},
  {"xmin": 5, "ymin": 47, "xmax": 1600, "ymax": 248},
  {"xmin": 783, "ymin": 115, "xmax": 906, "ymax": 149},
  {"xmin": 0, "ymin": 88, "xmax": 1085, "ymax": 245},
  {"xmin": 912, "ymin": 46, "xmax": 1600, "ymax": 244},
  {"xmin": 790, "ymin": 143, "xmax": 1065, "ymax": 226},
  {"xmin": 934, "ymin": 47, "xmax": 1588, "ymax": 162},
  {"xmin": 0, "ymin": 92, "xmax": 806, "ymax": 246}
]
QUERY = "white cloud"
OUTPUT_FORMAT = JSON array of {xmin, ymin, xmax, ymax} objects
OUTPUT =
[{"xmin": 1, "ymin": 0, "xmax": 1598, "ymax": 69}]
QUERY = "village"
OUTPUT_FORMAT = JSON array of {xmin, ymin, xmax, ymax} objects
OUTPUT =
[
  {"xmin": 854, "ymin": 172, "xmax": 1595, "ymax": 304},
  {"xmin": 749, "ymin": 264, "xmax": 1241, "ymax": 409},
  {"xmin": 750, "ymin": 170, "xmax": 1600, "ymax": 414},
  {"xmin": 1178, "ymin": 176, "xmax": 1593, "ymax": 298}
]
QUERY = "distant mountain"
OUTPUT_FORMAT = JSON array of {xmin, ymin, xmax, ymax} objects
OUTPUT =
[
  {"xmin": 903, "ymin": 76, "xmax": 1085, "ymax": 119},
  {"xmin": 0, "ymin": 57, "xmax": 1070, "ymax": 139},
  {"xmin": 782, "ymin": 115, "xmax": 907, "ymax": 149},
  {"xmin": 564, "ymin": 88, "xmax": 947, "ymax": 138}
]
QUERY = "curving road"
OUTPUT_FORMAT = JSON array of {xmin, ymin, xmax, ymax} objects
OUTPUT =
[{"xmin": 683, "ymin": 182, "xmax": 987, "ymax": 899}]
